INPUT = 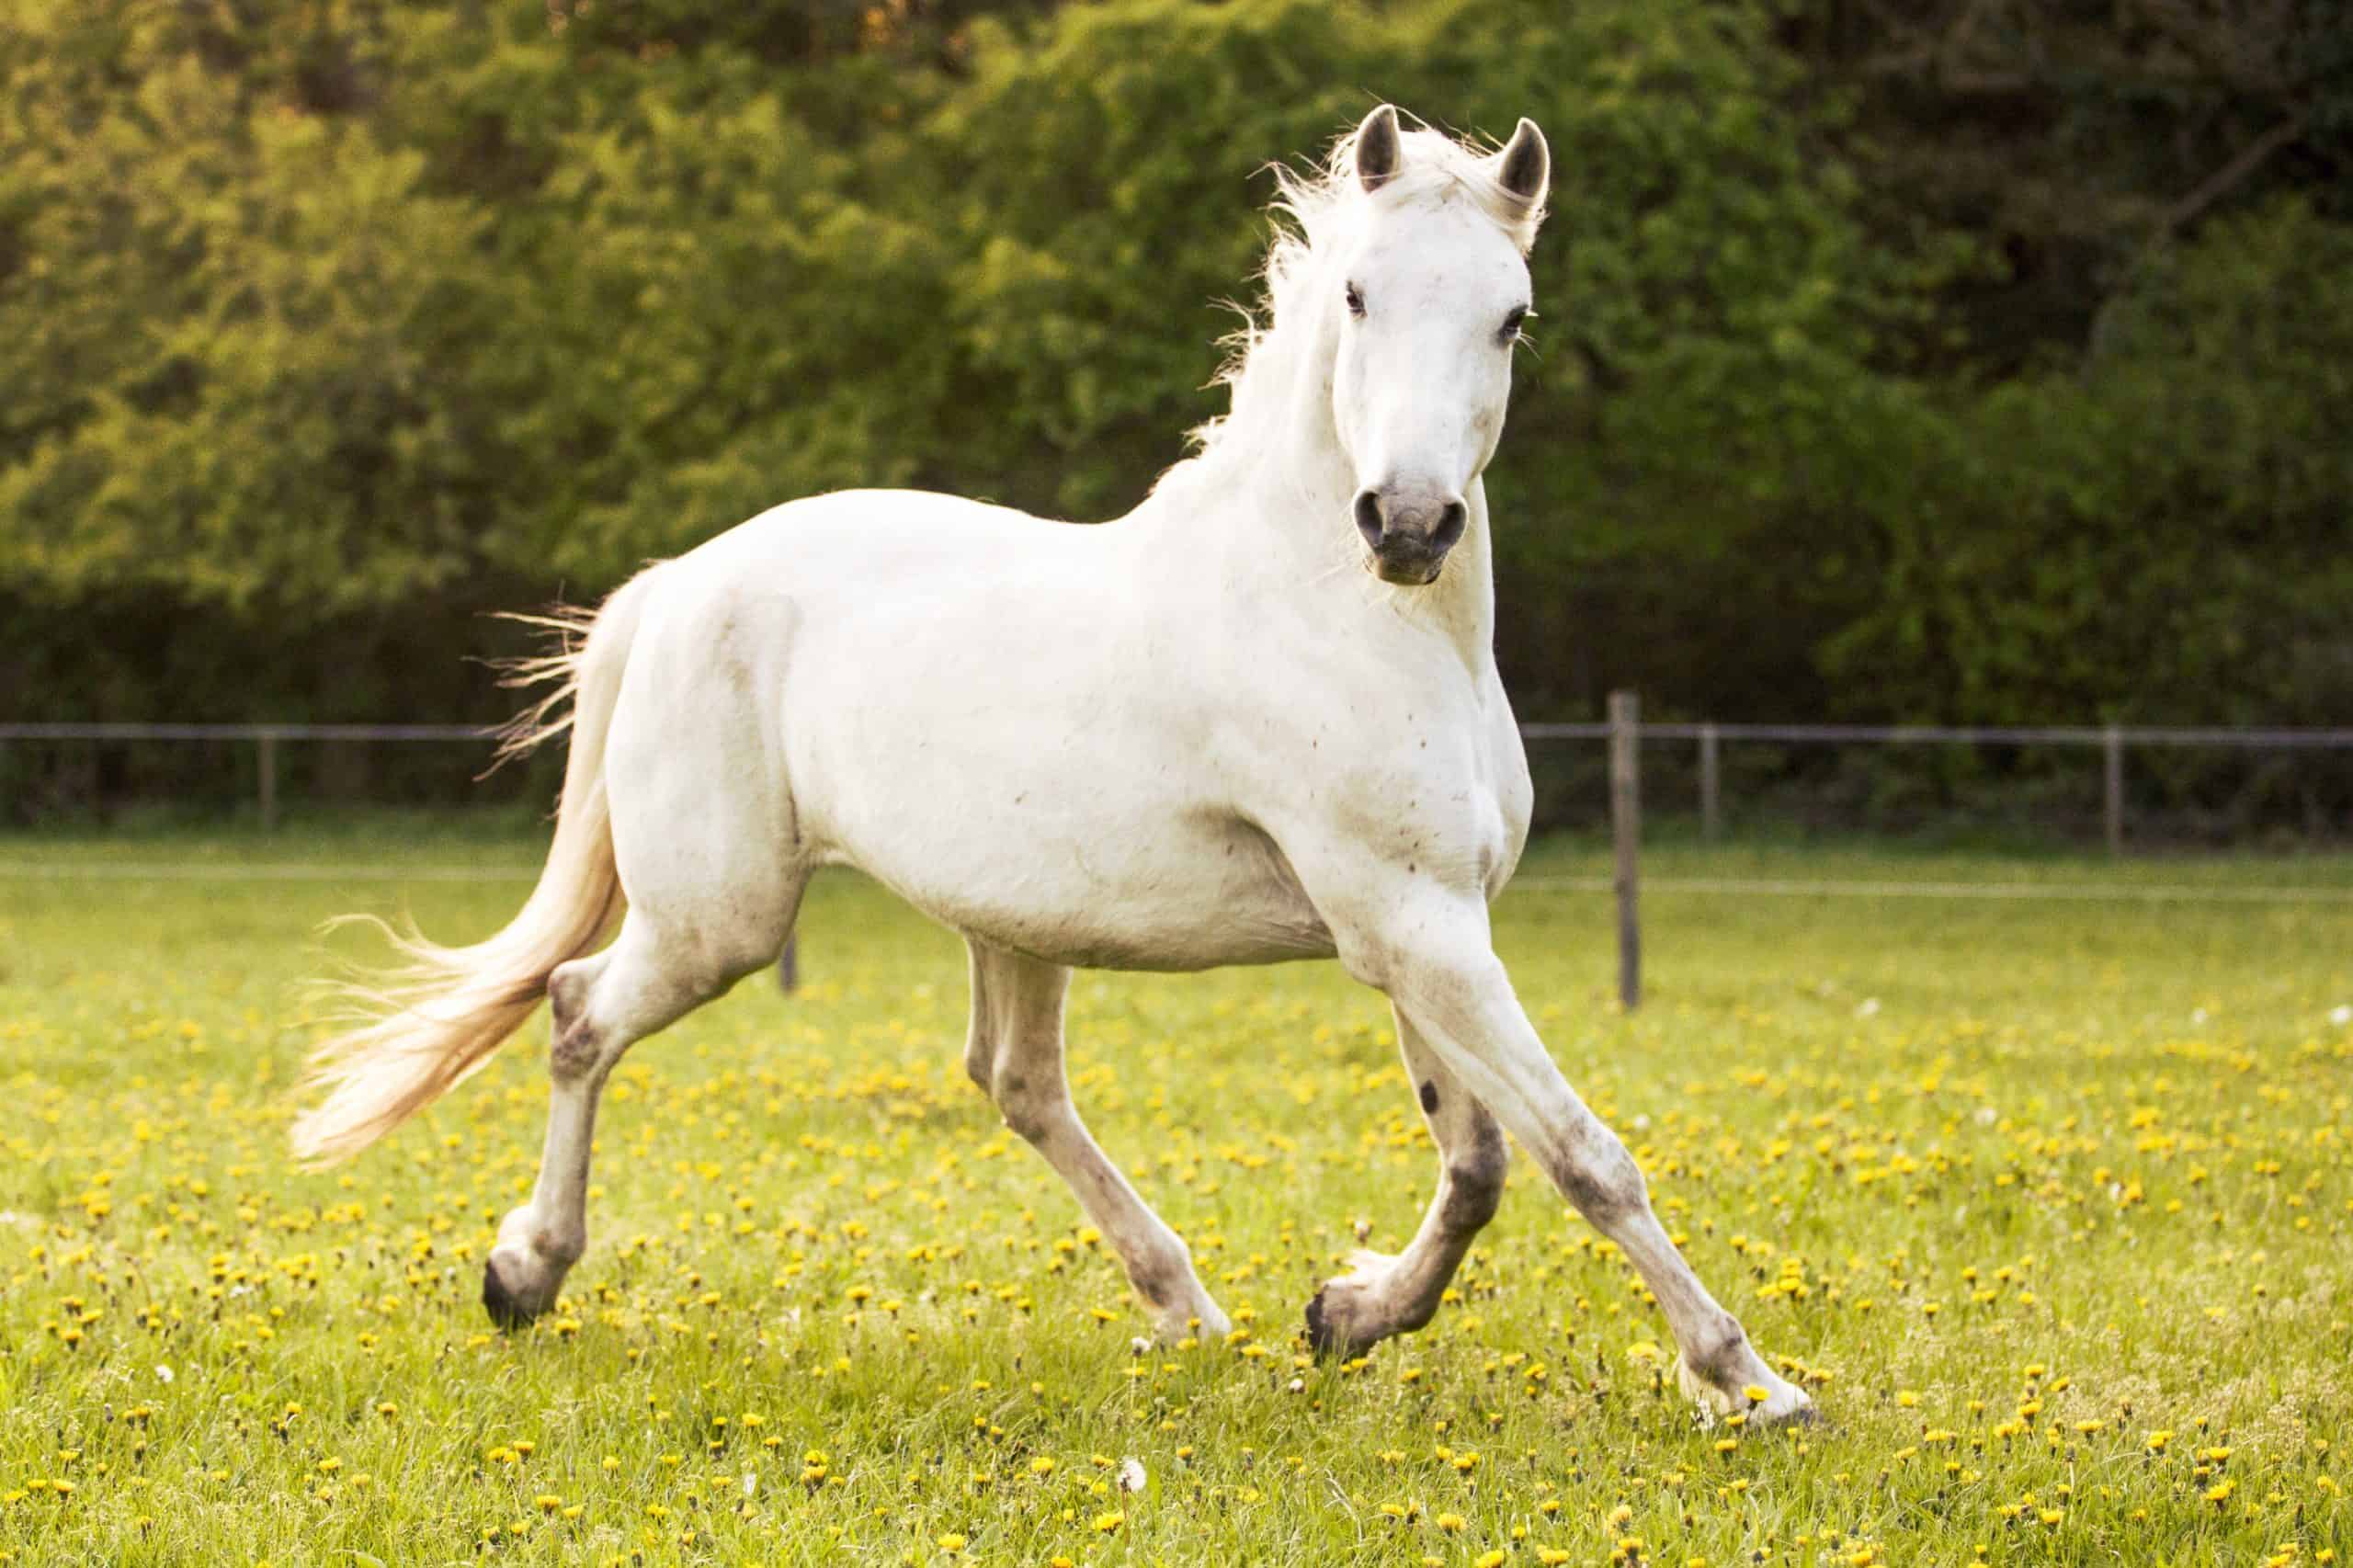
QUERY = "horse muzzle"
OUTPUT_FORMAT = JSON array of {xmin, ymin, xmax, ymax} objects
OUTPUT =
[{"xmin": 1354, "ymin": 485, "xmax": 1467, "ymax": 586}]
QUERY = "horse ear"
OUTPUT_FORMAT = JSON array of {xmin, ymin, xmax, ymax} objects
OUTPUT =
[
  {"xmin": 1355, "ymin": 104, "xmax": 1402, "ymax": 192},
  {"xmin": 1495, "ymin": 117, "xmax": 1550, "ymax": 209}
]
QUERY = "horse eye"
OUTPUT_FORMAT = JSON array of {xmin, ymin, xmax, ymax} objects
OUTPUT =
[
  {"xmin": 1345, "ymin": 284, "xmax": 1366, "ymax": 318},
  {"xmin": 1500, "ymin": 305, "xmax": 1529, "ymax": 342}
]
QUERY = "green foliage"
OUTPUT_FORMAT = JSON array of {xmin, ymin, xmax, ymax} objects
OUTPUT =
[
  {"xmin": 1826, "ymin": 199, "xmax": 2353, "ymax": 725},
  {"xmin": 1, "ymin": 0, "xmax": 2347, "ymax": 743}
]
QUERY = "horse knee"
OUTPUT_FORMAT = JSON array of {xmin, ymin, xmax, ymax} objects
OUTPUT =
[
  {"xmin": 1438, "ymin": 1119, "xmax": 1508, "ymax": 1233},
  {"xmin": 990, "ymin": 1065, "xmax": 1066, "ymax": 1145},
  {"xmin": 1550, "ymin": 1131, "xmax": 1647, "ymax": 1231}
]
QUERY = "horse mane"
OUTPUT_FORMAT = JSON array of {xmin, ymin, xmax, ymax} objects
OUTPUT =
[{"xmin": 1175, "ymin": 119, "xmax": 1545, "ymax": 475}]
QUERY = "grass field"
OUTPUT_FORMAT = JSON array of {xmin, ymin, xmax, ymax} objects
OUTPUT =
[{"xmin": 0, "ymin": 825, "xmax": 2347, "ymax": 1566}]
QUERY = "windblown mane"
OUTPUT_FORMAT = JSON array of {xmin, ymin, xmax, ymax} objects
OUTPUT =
[{"xmin": 1176, "ymin": 119, "xmax": 1546, "ymax": 472}]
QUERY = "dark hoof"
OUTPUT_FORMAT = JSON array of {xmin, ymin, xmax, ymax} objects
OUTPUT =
[
  {"xmin": 1776, "ymin": 1400, "xmax": 1827, "ymax": 1432},
  {"xmin": 482, "ymin": 1258, "xmax": 540, "ymax": 1331},
  {"xmin": 1303, "ymin": 1289, "xmax": 1346, "ymax": 1360}
]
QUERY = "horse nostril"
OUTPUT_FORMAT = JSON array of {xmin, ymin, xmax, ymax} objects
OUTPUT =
[
  {"xmin": 1432, "ymin": 499, "xmax": 1468, "ymax": 551},
  {"xmin": 1353, "ymin": 490, "xmax": 1386, "ymax": 549}
]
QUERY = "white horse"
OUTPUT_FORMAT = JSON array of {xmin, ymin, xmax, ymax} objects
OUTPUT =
[{"xmin": 294, "ymin": 106, "xmax": 1814, "ymax": 1425}]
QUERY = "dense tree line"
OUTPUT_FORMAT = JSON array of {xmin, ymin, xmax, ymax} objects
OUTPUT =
[{"xmin": 2, "ymin": 0, "xmax": 2347, "ymax": 821}]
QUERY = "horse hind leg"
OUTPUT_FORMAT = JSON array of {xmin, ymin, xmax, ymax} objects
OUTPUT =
[
  {"xmin": 964, "ymin": 940, "xmax": 1230, "ymax": 1343},
  {"xmin": 483, "ymin": 898, "xmax": 790, "ymax": 1326},
  {"xmin": 1306, "ymin": 1006, "xmax": 1506, "ymax": 1358}
]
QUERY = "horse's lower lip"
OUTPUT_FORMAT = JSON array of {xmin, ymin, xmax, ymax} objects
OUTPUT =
[{"xmin": 1370, "ymin": 555, "xmax": 1443, "ymax": 586}]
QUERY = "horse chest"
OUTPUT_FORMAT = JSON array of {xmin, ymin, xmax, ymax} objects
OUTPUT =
[{"xmin": 1265, "ymin": 665, "xmax": 1529, "ymax": 897}]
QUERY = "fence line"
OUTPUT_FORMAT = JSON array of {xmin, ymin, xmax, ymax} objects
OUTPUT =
[
  {"xmin": 0, "ymin": 859, "xmax": 538, "ymax": 883},
  {"xmin": 8, "ymin": 701, "xmax": 2348, "ymax": 1006},
  {"xmin": 1508, "ymin": 873, "xmax": 2353, "ymax": 904},
  {"xmin": 6, "ymin": 713, "xmax": 2349, "ymax": 851},
  {"xmin": 14, "ymin": 722, "xmax": 2350, "ymax": 745},
  {"xmin": 0, "ymin": 722, "xmax": 488, "ymax": 742},
  {"xmin": 1518, "ymin": 721, "xmax": 2353, "ymax": 747},
  {"xmin": 6, "ymin": 859, "xmax": 2350, "ymax": 906}
]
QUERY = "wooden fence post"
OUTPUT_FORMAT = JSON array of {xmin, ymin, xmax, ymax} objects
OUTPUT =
[
  {"xmin": 2103, "ymin": 723, "xmax": 2124, "ymax": 856},
  {"xmin": 257, "ymin": 731, "xmax": 279, "ymax": 832},
  {"xmin": 1609, "ymin": 690, "xmax": 1642, "ymax": 1011},
  {"xmin": 1699, "ymin": 722, "xmax": 1721, "ymax": 844}
]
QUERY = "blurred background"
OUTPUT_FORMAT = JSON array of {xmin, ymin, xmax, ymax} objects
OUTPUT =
[{"xmin": 2, "ymin": 0, "xmax": 2347, "ymax": 842}]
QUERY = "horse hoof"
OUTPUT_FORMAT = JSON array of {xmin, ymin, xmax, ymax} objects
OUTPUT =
[
  {"xmin": 482, "ymin": 1257, "xmax": 540, "ymax": 1331},
  {"xmin": 1768, "ymin": 1397, "xmax": 1826, "ymax": 1432},
  {"xmin": 1303, "ymin": 1289, "xmax": 1344, "ymax": 1359}
]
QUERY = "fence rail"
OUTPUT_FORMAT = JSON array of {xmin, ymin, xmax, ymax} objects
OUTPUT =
[
  {"xmin": 6, "ymin": 709, "xmax": 2349, "ymax": 1008},
  {"xmin": 5, "ymin": 718, "xmax": 2350, "ymax": 839},
  {"xmin": 1522, "ymin": 721, "xmax": 2353, "ymax": 748},
  {"xmin": 0, "ymin": 723, "xmax": 488, "ymax": 742}
]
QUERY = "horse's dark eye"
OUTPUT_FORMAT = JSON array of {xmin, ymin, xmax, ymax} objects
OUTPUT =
[
  {"xmin": 1345, "ymin": 283, "xmax": 1366, "ymax": 318},
  {"xmin": 1500, "ymin": 305, "xmax": 1529, "ymax": 342}
]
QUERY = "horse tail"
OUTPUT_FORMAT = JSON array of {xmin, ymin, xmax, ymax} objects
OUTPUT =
[{"xmin": 290, "ymin": 567, "xmax": 660, "ymax": 1165}]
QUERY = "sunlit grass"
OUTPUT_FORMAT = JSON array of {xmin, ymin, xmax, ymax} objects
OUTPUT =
[{"xmin": 0, "ymin": 830, "xmax": 2347, "ymax": 1564}]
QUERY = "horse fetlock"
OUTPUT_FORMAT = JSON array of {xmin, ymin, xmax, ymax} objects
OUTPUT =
[
  {"xmin": 483, "ymin": 1244, "xmax": 570, "ymax": 1328},
  {"xmin": 1305, "ymin": 1250, "xmax": 1435, "ymax": 1358},
  {"xmin": 1128, "ymin": 1247, "xmax": 1222, "ymax": 1344},
  {"xmin": 1673, "ymin": 1321, "xmax": 1813, "ymax": 1426},
  {"xmin": 482, "ymin": 1205, "xmax": 584, "ymax": 1329}
]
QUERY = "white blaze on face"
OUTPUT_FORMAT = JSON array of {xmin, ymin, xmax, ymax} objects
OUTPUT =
[
  {"xmin": 1325, "ymin": 107, "xmax": 1550, "ymax": 585},
  {"xmin": 1332, "ymin": 201, "xmax": 1529, "ymax": 510}
]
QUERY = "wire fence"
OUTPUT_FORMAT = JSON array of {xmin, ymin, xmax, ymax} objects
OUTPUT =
[
  {"xmin": 6, "ymin": 709, "xmax": 2348, "ymax": 1006},
  {"xmin": 3, "ymin": 717, "xmax": 2350, "ymax": 845},
  {"xmin": 1515, "ymin": 715, "xmax": 2343, "ymax": 843}
]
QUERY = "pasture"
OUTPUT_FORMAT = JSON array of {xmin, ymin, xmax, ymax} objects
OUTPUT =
[{"xmin": 0, "ymin": 826, "xmax": 2347, "ymax": 1565}]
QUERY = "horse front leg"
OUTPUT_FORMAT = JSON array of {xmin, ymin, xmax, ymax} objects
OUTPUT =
[
  {"xmin": 1307, "ymin": 1006, "xmax": 1507, "ymax": 1358},
  {"xmin": 964, "ymin": 941, "xmax": 1230, "ymax": 1343},
  {"xmin": 1329, "ymin": 883, "xmax": 1814, "ymax": 1425}
]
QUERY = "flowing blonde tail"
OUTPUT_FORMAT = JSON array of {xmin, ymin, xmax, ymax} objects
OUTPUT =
[{"xmin": 289, "ymin": 568, "xmax": 660, "ymax": 1165}]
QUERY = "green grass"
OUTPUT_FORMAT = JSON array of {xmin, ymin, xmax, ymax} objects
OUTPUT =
[{"xmin": 0, "ymin": 829, "xmax": 2347, "ymax": 1566}]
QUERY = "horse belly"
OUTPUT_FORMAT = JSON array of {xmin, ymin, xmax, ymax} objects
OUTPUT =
[
  {"xmin": 792, "ymin": 706, "xmax": 1330, "ymax": 968},
  {"xmin": 838, "ymin": 794, "xmax": 1332, "ymax": 971},
  {"xmin": 777, "ymin": 651, "xmax": 1325, "ymax": 970}
]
